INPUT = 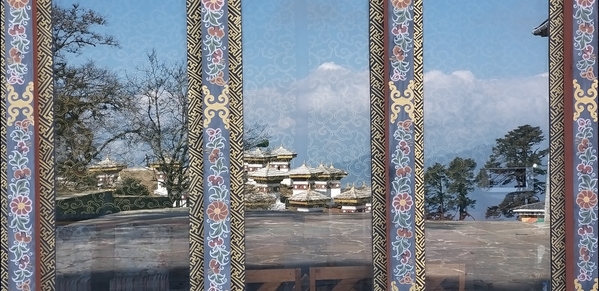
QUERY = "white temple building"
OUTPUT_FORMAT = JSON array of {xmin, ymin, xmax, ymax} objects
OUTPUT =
[
  {"xmin": 244, "ymin": 145, "xmax": 297, "ymax": 185},
  {"xmin": 241, "ymin": 145, "xmax": 374, "ymax": 212},
  {"xmin": 243, "ymin": 145, "xmax": 350, "ymax": 199},
  {"xmin": 88, "ymin": 156, "xmax": 127, "ymax": 188},
  {"xmin": 87, "ymin": 145, "xmax": 368, "ymax": 211}
]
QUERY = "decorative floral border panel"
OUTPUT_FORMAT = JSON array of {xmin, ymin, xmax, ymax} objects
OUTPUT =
[
  {"xmin": 4, "ymin": 1, "xmax": 37, "ymax": 291},
  {"xmin": 571, "ymin": 0, "xmax": 599, "ymax": 289},
  {"xmin": 386, "ymin": 0, "xmax": 425, "ymax": 290},
  {"xmin": 201, "ymin": 0, "xmax": 234, "ymax": 290}
]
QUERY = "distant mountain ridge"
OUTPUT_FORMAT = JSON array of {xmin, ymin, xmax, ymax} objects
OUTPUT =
[{"xmin": 333, "ymin": 143, "xmax": 509, "ymax": 220}]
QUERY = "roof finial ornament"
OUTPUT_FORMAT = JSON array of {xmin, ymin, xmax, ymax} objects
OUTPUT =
[{"xmin": 104, "ymin": 149, "xmax": 112, "ymax": 162}]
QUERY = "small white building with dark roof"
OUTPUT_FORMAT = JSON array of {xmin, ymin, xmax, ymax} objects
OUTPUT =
[
  {"xmin": 315, "ymin": 163, "xmax": 348, "ymax": 198},
  {"xmin": 287, "ymin": 162, "xmax": 324, "ymax": 195},
  {"xmin": 334, "ymin": 184, "xmax": 371, "ymax": 213},
  {"xmin": 512, "ymin": 201, "xmax": 546, "ymax": 223},
  {"xmin": 88, "ymin": 156, "xmax": 127, "ymax": 188},
  {"xmin": 247, "ymin": 166, "xmax": 288, "ymax": 193},
  {"xmin": 287, "ymin": 186, "xmax": 331, "ymax": 212}
]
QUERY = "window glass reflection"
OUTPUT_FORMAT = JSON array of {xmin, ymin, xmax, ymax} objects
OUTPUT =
[
  {"xmin": 423, "ymin": 1, "xmax": 551, "ymax": 290},
  {"xmin": 243, "ymin": 0, "xmax": 373, "ymax": 290},
  {"xmin": 53, "ymin": 1, "xmax": 190, "ymax": 290}
]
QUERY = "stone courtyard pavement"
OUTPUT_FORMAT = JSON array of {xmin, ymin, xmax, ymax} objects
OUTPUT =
[{"xmin": 56, "ymin": 209, "xmax": 550, "ymax": 291}]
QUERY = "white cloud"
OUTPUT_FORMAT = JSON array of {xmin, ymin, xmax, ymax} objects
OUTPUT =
[
  {"xmin": 244, "ymin": 63, "xmax": 550, "ymax": 183},
  {"xmin": 245, "ymin": 62, "xmax": 371, "ymax": 182},
  {"xmin": 244, "ymin": 62, "xmax": 370, "ymax": 153},
  {"xmin": 317, "ymin": 62, "xmax": 347, "ymax": 71},
  {"xmin": 424, "ymin": 70, "xmax": 549, "ymax": 158}
]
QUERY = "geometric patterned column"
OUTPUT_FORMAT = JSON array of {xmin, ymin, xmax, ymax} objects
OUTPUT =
[
  {"xmin": 384, "ymin": 0, "xmax": 425, "ymax": 290},
  {"xmin": 2, "ymin": 0, "xmax": 55, "ymax": 290},
  {"xmin": 3, "ymin": 1, "xmax": 38, "ymax": 289},
  {"xmin": 566, "ymin": 0, "xmax": 599, "ymax": 290},
  {"xmin": 199, "ymin": 0, "xmax": 236, "ymax": 289},
  {"xmin": 189, "ymin": 0, "xmax": 244, "ymax": 290},
  {"xmin": 548, "ymin": 0, "xmax": 567, "ymax": 290}
]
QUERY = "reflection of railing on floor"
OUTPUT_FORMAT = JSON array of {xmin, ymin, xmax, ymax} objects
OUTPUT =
[
  {"xmin": 245, "ymin": 266, "xmax": 372, "ymax": 291},
  {"xmin": 246, "ymin": 264, "xmax": 466, "ymax": 291},
  {"xmin": 426, "ymin": 264, "xmax": 466, "ymax": 291},
  {"xmin": 246, "ymin": 268, "xmax": 302, "ymax": 291},
  {"xmin": 56, "ymin": 275, "xmax": 91, "ymax": 291},
  {"xmin": 174, "ymin": 195, "xmax": 188, "ymax": 208},
  {"xmin": 56, "ymin": 273, "xmax": 170, "ymax": 291},
  {"xmin": 309, "ymin": 266, "xmax": 372, "ymax": 291},
  {"xmin": 110, "ymin": 273, "xmax": 169, "ymax": 291},
  {"xmin": 56, "ymin": 265, "xmax": 465, "ymax": 291}
]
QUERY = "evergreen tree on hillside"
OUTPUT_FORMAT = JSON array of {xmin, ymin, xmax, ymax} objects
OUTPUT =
[
  {"xmin": 447, "ymin": 157, "xmax": 478, "ymax": 220},
  {"xmin": 424, "ymin": 158, "xmax": 477, "ymax": 220},
  {"xmin": 477, "ymin": 125, "xmax": 548, "ymax": 219}
]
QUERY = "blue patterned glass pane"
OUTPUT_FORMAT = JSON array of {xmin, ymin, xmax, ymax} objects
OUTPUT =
[
  {"xmin": 423, "ymin": 1, "xmax": 551, "ymax": 290},
  {"xmin": 52, "ymin": 1, "xmax": 191, "ymax": 290},
  {"xmin": 243, "ymin": 0, "xmax": 373, "ymax": 290}
]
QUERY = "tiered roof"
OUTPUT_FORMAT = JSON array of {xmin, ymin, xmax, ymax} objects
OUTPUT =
[
  {"xmin": 88, "ymin": 156, "xmax": 126, "ymax": 172},
  {"xmin": 244, "ymin": 148, "xmax": 269, "ymax": 159},
  {"xmin": 335, "ymin": 184, "xmax": 371, "ymax": 204},
  {"xmin": 244, "ymin": 190, "xmax": 278, "ymax": 205},
  {"xmin": 315, "ymin": 163, "xmax": 348, "ymax": 180},
  {"xmin": 287, "ymin": 162, "xmax": 323, "ymax": 179},
  {"xmin": 288, "ymin": 187, "xmax": 330, "ymax": 205},
  {"xmin": 270, "ymin": 145, "xmax": 296, "ymax": 157},
  {"xmin": 532, "ymin": 19, "xmax": 549, "ymax": 37},
  {"xmin": 247, "ymin": 166, "xmax": 288, "ymax": 182},
  {"xmin": 244, "ymin": 145, "xmax": 297, "ymax": 160},
  {"xmin": 356, "ymin": 182, "xmax": 371, "ymax": 193}
]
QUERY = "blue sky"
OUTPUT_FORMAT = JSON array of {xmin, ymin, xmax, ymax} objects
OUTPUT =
[
  {"xmin": 56, "ymin": 0, "xmax": 550, "ymax": 219},
  {"xmin": 55, "ymin": 0, "xmax": 548, "ymax": 83},
  {"xmin": 424, "ymin": 1, "xmax": 548, "ymax": 79},
  {"xmin": 55, "ymin": 0, "xmax": 188, "ymax": 72}
]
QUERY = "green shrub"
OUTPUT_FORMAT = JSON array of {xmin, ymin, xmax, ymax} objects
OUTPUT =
[{"xmin": 114, "ymin": 177, "xmax": 150, "ymax": 196}]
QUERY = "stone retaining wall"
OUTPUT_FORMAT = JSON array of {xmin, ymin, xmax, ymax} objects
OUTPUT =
[{"xmin": 56, "ymin": 190, "xmax": 173, "ymax": 221}]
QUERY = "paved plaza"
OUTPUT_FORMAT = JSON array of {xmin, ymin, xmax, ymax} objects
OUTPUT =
[{"xmin": 56, "ymin": 209, "xmax": 550, "ymax": 290}]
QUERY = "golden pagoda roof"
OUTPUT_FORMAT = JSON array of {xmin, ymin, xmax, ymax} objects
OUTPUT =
[
  {"xmin": 244, "ymin": 191, "xmax": 278, "ymax": 204},
  {"xmin": 247, "ymin": 166, "xmax": 288, "ymax": 179},
  {"xmin": 336, "ymin": 184, "xmax": 371, "ymax": 201},
  {"xmin": 288, "ymin": 188, "xmax": 330, "ymax": 203},
  {"xmin": 316, "ymin": 163, "xmax": 348, "ymax": 178},
  {"xmin": 88, "ymin": 156, "xmax": 126, "ymax": 171},
  {"xmin": 288, "ymin": 162, "xmax": 323, "ymax": 177},
  {"xmin": 270, "ymin": 145, "xmax": 297, "ymax": 157},
  {"xmin": 149, "ymin": 157, "xmax": 180, "ymax": 170}
]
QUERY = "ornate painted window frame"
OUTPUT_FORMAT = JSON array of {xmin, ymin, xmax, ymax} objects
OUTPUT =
[{"xmin": 1, "ymin": 0, "xmax": 597, "ymax": 290}]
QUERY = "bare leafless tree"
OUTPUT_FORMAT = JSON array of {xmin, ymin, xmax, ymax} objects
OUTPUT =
[
  {"xmin": 52, "ymin": 4, "xmax": 140, "ymax": 189},
  {"xmin": 126, "ymin": 50, "xmax": 189, "ymax": 206}
]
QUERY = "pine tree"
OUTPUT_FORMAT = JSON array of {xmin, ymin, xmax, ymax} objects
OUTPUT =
[
  {"xmin": 424, "ymin": 157, "xmax": 477, "ymax": 220},
  {"xmin": 478, "ymin": 125, "xmax": 548, "ymax": 218}
]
